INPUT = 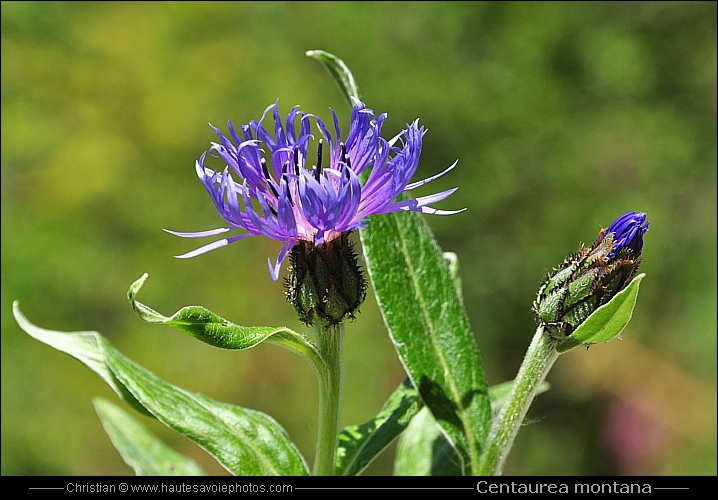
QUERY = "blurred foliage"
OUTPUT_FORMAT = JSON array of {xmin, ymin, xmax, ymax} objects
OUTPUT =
[{"xmin": 2, "ymin": 1, "xmax": 715, "ymax": 476}]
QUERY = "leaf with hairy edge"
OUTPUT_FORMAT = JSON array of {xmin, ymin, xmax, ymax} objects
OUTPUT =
[
  {"xmin": 13, "ymin": 303, "xmax": 309, "ymax": 476},
  {"xmin": 336, "ymin": 378, "xmax": 423, "ymax": 476},
  {"xmin": 94, "ymin": 398, "xmax": 206, "ymax": 476},
  {"xmin": 360, "ymin": 211, "xmax": 492, "ymax": 475},
  {"xmin": 127, "ymin": 274, "xmax": 321, "ymax": 369}
]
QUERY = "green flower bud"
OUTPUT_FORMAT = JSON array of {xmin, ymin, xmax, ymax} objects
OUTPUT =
[
  {"xmin": 285, "ymin": 232, "xmax": 367, "ymax": 327},
  {"xmin": 533, "ymin": 212, "xmax": 649, "ymax": 345}
]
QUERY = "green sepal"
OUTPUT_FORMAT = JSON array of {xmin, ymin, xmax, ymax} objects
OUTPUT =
[
  {"xmin": 13, "ymin": 302, "xmax": 309, "ymax": 476},
  {"xmin": 128, "ymin": 273, "xmax": 321, "ymax": 368},
  {"xmin": 285, "ymin": 234, "xmax": 366, "ymax": 327},
  {"xmin": 306, "ymin": 49, "xmax": 361, "ymax": 105},
  {"xmin": 534, "ymin": 234, "xmax": 643, "ymax": 341},
  {"xmin": 94, "ymin": 398, "xmax": 206, "ymax": 476},
  {"xmin": 336, "ymin": 378, "xmax": 423, "ymax": 476},
  {"xmin": 556, "ymin": 273, "xmax": 645, "ymax": 353}
]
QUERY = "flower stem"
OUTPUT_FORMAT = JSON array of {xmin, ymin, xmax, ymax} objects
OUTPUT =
[
  {"xmin": 312, "ymin": 323, "xmax": 345, "ymax": 476},
  {"xmin": 478, "ymin": 325, "xmax": 560, "ymax": 475}
]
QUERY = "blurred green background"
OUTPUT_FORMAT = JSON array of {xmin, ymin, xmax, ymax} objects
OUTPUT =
[{"xmin": 2, "ymin": 1, "xmax": 715, "ymax": 476}]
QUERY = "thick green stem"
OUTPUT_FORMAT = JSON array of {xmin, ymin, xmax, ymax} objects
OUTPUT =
[
  {"xmin": 478, "ymin": 325, "xmax": 560, "ymax": 475},
  {"xmin": 312, "ymin": 323, "xmax": 345, "ymax": 476}
]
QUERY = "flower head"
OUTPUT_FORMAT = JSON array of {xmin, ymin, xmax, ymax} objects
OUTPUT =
[
  {"xmin": 167, "ymin": 99, "xmax": 462, "ymax": 280},
  {"xmin": 533, "ymin": 210, "xmax": 649, "ymax": 343}
]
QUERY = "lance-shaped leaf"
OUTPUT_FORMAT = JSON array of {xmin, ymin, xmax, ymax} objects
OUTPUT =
[
  {"xmin": 360, "ymin": 211, "xmax": 491, "ymax": 475},
  {"xmin": 128, "ymin": 273, "xmax": 322, "ymax": 369},
  {"xmin": 336, "ymin": 378, "xmax": 423, "ymax": 476},
  {"xmin": 94, "ymin": 398, "xmax": 206, "ymax": 476},
  {"xmin": 13, "ymin": 302, "xmax": 309, "ymax": 476},
  {"xmin": 306, "ymin": 49, "xmax": 361, "ymax": 105},
  {"xmin": 557, "ymin": 273, "xmax": 645, "ymax": 353},
  {"xmin": 106, "ymin": 346, "xmax": 309, "ymax": 476},
  {"xmin": 13, "ymin": 301, "xmax": 152, "ymax": 417}
]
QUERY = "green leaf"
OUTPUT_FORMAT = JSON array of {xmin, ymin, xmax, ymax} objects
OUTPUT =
[
  {"xmin": 94, "ymin": 398, "xmax": 206, "ymax": 476},
  {"xmin": 394, "ymin": 380, "xmax": 551, "ymax": 476},
  {"xmin": 13, "ymin": 301, "xmax": 152, "ymax": 418},
  {"xmin": 557, "ymin": 273, "xmax": 645, "ymax": 353},
  {"xmin": 13, "ymin": 302, "xmax": 309, "ymax": 476},
  {"xmin": 336, "ymin": 378, "xmax": 423, "ymax": 476},
  {"xmin": 359, "ymin": 211, "xmax": 492, "ymax": 475},
  {"xmin": 306, "ymin": 49, "xmax": 361, "ymax": 105},
  {"xmin": 394, "ymin": 406, "xmax": 462, "ymax": 476},
  {"xmin": 128, "ymin": 274, "xmax": 321, "ymax": 368},
  {"xmin": 107, "ymin": 348, "xmax": 309, "ymax": 476}
]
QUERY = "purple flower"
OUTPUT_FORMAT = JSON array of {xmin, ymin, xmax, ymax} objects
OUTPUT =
[
  {"xmin": 602, "ymin": 211, "xmax": 650, "ymax": 260},
  {"xmin": 167, "ymin": 100, "xmax": 463, "ymax": 280}
]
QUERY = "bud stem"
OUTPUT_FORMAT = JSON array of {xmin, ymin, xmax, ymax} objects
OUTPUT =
[
  {"xmin": 478, "ymin": 325, "xmax": 560, "ymax": 475},
  {"xmin": 312, "ymin": 323, "xmax": 345, "ymax": 476}
]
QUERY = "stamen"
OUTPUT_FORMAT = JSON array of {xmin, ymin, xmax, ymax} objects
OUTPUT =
[
  {"xmin": 261, "ymin": 158, "xmax": 279, "ymax": 198},
  {"xmin": 293, "ymin": 148, "xmax": 300, "ymax": 176},
  {"xmin": 341, "ymin": 142, "xmax": 352, "ymax": 178},
  {"xmin": 314, "ymin": 139, "xmax": 323, "ymax": 181},
  {"xmin": 282, "ymin": 173, "xmax": 294, "ymax": 206}
]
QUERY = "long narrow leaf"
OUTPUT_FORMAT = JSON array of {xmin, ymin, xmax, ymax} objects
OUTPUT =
[
  {"xmin": 306, "ymin": 49, "xmax": 361, "ymax": 105},
  {"xmin": 13, "ymin": 301, "xmax": 152, "ymax": 417},
  {"xmin": 336, "ymin": 378, "xmax": 423, "ymax": 476},
  {"xmin": 94, "ymin": 398, "xmax": 206, "ymax": 476},
  {"xmin": 128, "ymin": 273, "xmax": 322, "ymax": 369},
  {"xmin": 360, "ymin": 211, "xmax": 491, "ymax": 475},
  {"xmin": 13, "ymin": 302, "xmax": 309, "ymax": 476},
  {"xmin": 106, "ymin": 346, "xmax": 309, "ymax": 476}
]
